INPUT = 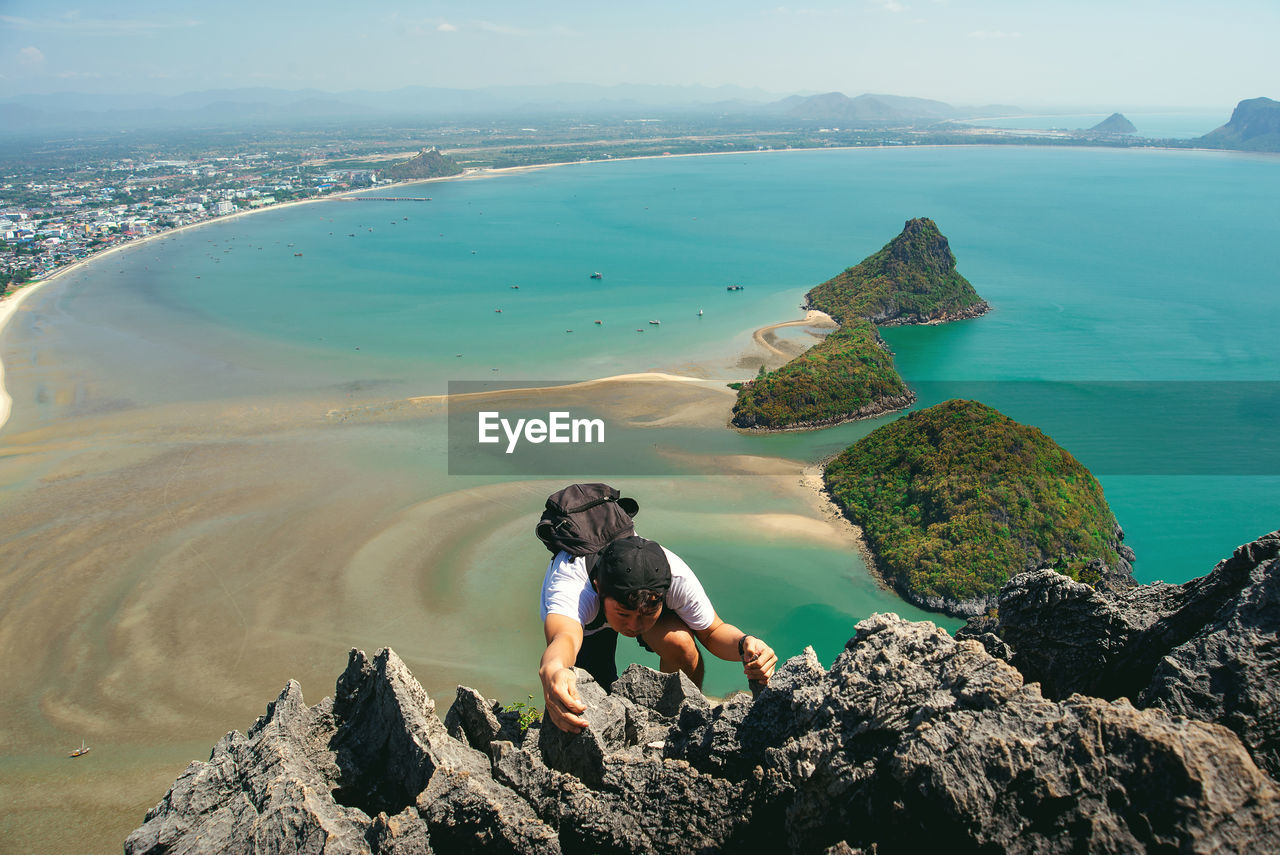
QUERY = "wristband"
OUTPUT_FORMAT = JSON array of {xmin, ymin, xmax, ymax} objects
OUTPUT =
[{"xmin": 738, "ymin": 634, "xmax": 752, "ymax": 658}]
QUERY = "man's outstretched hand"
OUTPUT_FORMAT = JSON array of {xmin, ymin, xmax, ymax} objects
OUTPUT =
[
  {"xmin": 741, "ymin": 635, "xmax": 778, "ymax": 683},
  {"xmin": 543, "ymin": 666, "xmax": 590, "ymax": 733}
]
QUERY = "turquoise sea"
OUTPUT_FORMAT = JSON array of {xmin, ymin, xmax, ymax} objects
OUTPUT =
[
  {"xmin": 16, "ymin": 145, "xmax": 1277, "ymax": 574},
  {"xmin": 1, "ymin": 144, "xmax": 1278, "ymax": 854}
]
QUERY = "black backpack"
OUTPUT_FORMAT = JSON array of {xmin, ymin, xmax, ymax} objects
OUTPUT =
[{"xmin": 535, "ymin": 483, "xmax": 639, "ymax": 559}]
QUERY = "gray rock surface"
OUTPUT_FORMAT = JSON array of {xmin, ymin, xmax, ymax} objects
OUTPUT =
[
  {"xmin": 971, "ymin": 529, "xmax": 1280, "ymax": 779},
  {"xmin": 129, "ymin": 607, "xmax": 1279, "ymax": 854}
]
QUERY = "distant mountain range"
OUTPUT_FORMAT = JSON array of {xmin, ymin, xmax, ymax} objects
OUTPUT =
[
  {"xmin": 0, "ymin": 84, "xmax": 1025, "ymax": 134},
  {"xmin": 770, "ymin": 92, "xmax": 1022, "ymax": 124}
]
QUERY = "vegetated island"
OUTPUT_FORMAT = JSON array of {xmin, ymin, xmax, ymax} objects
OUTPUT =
[
  {"xmin": 730, "ymin": 217, "xmax": 986, "ymax": 430},
  {"xmin": 378, "ymin": 146, "xmax": 464, "ymax": 181},
  {"xmin": 729, "ymin": 320, "xmax": 913, "ymax": 429},
  {"xmin": 823, "ymin": 399, "xmax": 1135, "ymax": 617},
  {"xmin": 805, "ymin": 217, "xmax": 989, "ymax": 326}
]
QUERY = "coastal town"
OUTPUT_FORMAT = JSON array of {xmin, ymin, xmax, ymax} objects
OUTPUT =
[
  {"xmin": 5, "ymin": 102, "xmax": 1207, "ymax": 298},
  {"xmin": 0, "ymin": 150, "xmax": 396, "ymax": 294}
]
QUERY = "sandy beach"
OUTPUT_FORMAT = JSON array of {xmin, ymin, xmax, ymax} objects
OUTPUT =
[{"xmin": 751, "ymin": 309, "xmax": 837, "ymax": 360}]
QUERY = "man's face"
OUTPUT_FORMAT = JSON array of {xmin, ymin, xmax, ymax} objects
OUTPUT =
[{"xmin": 601, "ymin": 595, "xmax": 663, "ymax": 637}]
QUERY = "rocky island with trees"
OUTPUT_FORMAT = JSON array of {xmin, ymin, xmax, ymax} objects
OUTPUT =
[
  {"xmin": 823, "ymin": 399, "xmax": 1135, "ymax": 616},
  {"xmin": 730, "ymin": 217, "xmax": 987, "ymax": 430}
]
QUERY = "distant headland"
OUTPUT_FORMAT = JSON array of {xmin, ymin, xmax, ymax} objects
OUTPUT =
[{"xmin": 1198, "ymin": 97, "xmax": 1280, "ymax": 151}]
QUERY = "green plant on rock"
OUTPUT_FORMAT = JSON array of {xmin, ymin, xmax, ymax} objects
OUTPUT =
[{"xmin": 503, "ymin": 695, "xmax": 541, "ymax": 733}]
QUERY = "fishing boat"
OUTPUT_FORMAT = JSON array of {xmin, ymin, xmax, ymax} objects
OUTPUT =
[
  {"xmin": 590, "ymin": 272, "xmax": 603, "ymax": 280},
  {"xmin": 69, "ymin": 740, "xmax": 91, "ymax": 758},
  {"xmin": 649, "ymin": 320, "xmax": 660, "ymax": 325}
]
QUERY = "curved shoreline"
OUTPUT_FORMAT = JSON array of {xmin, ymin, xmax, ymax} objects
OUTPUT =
[
  {"xmin": 0, "ymin": 141, "xmax": 1260, "ymax": 433},
  {"xmin": 750, "ymin": 309, "xmax": 837, "ymax": 359}
]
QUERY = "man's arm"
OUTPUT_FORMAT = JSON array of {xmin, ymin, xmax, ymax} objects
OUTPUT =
[
  {"xmin": 693, "ymin": 616, "xmax": 778, "ymax": 683},
  {"xmin": 539, "ymin": 613, "xmax": 590, "ymax": 733}
]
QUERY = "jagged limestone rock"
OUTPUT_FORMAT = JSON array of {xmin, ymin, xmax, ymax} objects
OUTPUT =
[
  {"xmin": 129, "ymin": 590, "xmax": 1280, "ymax": 854},
  {"xmin": 416, "ymin": 766, "xmax": 559, "ymax": 854},
  {"xmin": 1140, "ymin": 533, "xmax": 1280, "ymax": 779},
  {"xmin": 974, "ymin": 529, "xmax": 1280, "ymax": 779},
  {"xmin": 444, "ymin": 686, "xmax": 527, "ymax": 751},
  {"xmin": 537, "ymin": 668, "xmax": 632, "ymax": 788},
  {"xmin": 124, "ymin": 680, "xmax": 373, "ymax": 855},
  {"xmin": 443, "ymin": 686, "xmax": 500, "ymax": 748},
  {"xmin": 611, "ymin": 662, "xmax": 709, "ymax": 717},
  {"xmin": 330, "ymin": 648, "xmax": 489, "ymax": 817}
]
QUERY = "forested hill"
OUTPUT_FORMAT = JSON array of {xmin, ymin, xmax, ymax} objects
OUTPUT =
[
  {"xmin": 823, "ymin": 399, "xmax": 1132, "ymax": 615},
  {"xmin": 805, "ymin": 217, "xmax": 988, "ymax": 325},
  {"xmin": 380, "ymin": 147, "xmax": 464, "ymax": 180}
]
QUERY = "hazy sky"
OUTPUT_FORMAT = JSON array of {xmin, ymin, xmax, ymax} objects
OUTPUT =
[{"xmin": 1, "ymin": 0, "xmax": 1276, "ymax": 108}]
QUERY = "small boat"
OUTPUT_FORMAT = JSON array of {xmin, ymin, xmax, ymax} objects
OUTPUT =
[
  {"xmin": 594, "ymin": 320, "xmax": 602, "ymax": 325},
  {"xmin": 494, "ymin": 309, "xmax": 502, "ymax": 313},
  {"xmin": 69, "ymin": 740, "xmax": 91, "ymax": 758},
  {"xmin": 698, "ymin": 308, "xmax": 703, "ymax": 316},
  {"xmin": 293, "ymin": 253, "xmax": 303, "ymax": 257},
  {"xmin": 726, "ymin": 285, "xmax": 744, "ymax": 291},
  {"xmin": 649, "ymin": 320, "xmax": 660, "ymax": 325},
  {"xmin": 510, "ymin": 285, "xmax": 520, "ymax": 289},
  {"xmin": 636, "ymin": 328, "xmax": 644, "ymax": 332},
  {"xmin": 590, "ymin": 272, "xmax": 603, "ymax": 280},
  {"xmin": 566, "ymin": 329, "xmax": 574, "ymax": 333}
]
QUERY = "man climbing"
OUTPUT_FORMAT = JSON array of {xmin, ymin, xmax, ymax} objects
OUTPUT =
[{"xmin": 539, "ymin": 531, "xmax": 778, "ymax": 734}]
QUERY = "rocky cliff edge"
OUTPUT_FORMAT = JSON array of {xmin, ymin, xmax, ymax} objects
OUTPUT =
[{"xmin": 126, "ymin": 531, "xmax": 1280, "ymax": 854}]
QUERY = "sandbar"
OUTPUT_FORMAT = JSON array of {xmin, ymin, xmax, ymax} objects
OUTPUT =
[{"xmin": 750, "ymin": 310, "xmax": 836, "ymax": 360}]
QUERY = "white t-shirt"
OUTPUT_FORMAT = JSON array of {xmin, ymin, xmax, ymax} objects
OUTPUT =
[{"xmin": 540, "ymin": 545, "xmax": 716, "ymax": 636}]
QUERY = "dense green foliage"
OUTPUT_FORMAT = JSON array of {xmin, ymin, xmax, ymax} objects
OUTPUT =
[
  {"xmin": 824, "ymin": 399, "xmax": 1121, "ymax": 603},
  {"xmin": 806, "ymin": 218, "xmax": 985, "ymax": 324},
  {"xmin": 1, "ymin": 267, "xmax": 34, "ymax": 293},
  {"xmin": 731, "ymin": 320, "xmax": 910, "ymax": 428},
  {"xmin": 379, "ymin": 147, "xmax": 464, "ymax": 180}
]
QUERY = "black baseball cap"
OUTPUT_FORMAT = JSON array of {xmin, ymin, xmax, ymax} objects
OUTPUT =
[{"xmin": 595, "ymin": 536, "xmax": 672, "ymax": 603}]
